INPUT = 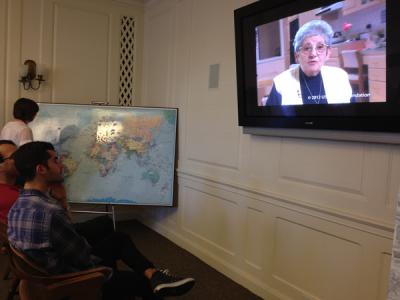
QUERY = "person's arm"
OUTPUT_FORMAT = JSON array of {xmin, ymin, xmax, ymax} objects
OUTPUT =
[
  {"xmin": 49, "ymin": 183, "xmax": 72, "ymax": 221},
  {"xmin": 50, "ymin": 211, "xmax": 95, "ymax": 271},
  {"xmin": 265, "ymin": 83, "xmax": 282, "ymax": 106},
  {"xmin": 49, "ymin": 183, "xmax": 69, "ymax": 210},
  {"xmin": 18, "ymin": 126, "xmax": 33, "ymax": 146}
]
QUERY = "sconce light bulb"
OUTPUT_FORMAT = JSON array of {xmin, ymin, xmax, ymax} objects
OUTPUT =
[
  {"xmin": 36, "ymin": 64, "xmax": 44, "ymax": 76},
  {"xmin": 19, "ymin": 64, "xmax": 28, "ymax": 77}
]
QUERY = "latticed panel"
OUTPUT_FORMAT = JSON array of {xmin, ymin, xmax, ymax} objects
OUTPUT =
[{"xmin": 119, "ymin": 16, "xmax": 135, "ymax": 106}]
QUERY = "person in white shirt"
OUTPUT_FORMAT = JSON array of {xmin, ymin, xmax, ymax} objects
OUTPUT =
[{"xmin": 0, "ymin": 98, "xmax": 39, "ymax": 146}]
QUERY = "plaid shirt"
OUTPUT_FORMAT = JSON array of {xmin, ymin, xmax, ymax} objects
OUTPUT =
[{"xmin": 7, "ymin": 189, "xmax": 94, "ymax": 274}]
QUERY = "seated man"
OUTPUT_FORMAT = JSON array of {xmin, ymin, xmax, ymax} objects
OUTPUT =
[
  {"xmin": 0, "ymin": 139, "xmax": 110, "ymax": 237},
  {"xmin": 0, "ymin": 140, "xmax": 18, "ymax": 223},
  {"xmin": 0, "ymin": 139, "xmax": 114, "ymax": 240},
  {"xmin": 7, "ymin": 141, "xmax": 195, "ymax": 299}
]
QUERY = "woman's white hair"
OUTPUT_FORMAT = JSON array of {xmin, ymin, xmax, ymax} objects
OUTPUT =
[{"xmin": 293, "ymin": 20, "xmax": 333, "ymax": 52}]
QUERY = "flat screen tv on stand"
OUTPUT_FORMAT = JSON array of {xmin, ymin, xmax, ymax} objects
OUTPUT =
[{"xmin": 234, "ymin": 0, "xmax": 400, "ymax": 144}]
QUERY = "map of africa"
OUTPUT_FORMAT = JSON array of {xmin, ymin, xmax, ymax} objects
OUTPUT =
[{"xmin": 30, "ymin": 103, "xmax": 177, "ymax": 206}]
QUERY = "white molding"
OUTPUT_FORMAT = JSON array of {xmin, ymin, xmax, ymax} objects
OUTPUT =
[
  {"xmin": 177, "ymin": 168, "xmax": 394, "ymax": 236},
  {"xmin": 112, "ymin": 0, "xmax": 145, "ymax": 6}
]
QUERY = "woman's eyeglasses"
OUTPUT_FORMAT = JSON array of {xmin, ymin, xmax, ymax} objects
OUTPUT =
[{"xmin": 299, "ymin": 43, "xmax": 328, "ymax": 55}]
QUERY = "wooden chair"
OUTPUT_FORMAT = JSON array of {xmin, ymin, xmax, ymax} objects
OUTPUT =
[
  {"xmin": 0, "ymin": 221, "xmax": 10, "ymax": 277},
  {"xmin": 6, "ymin": 243, "xmax": 112, "ymax": 300},
  {"xmin": 0, "ymin": 221, "xmax": 19, "ymax": 300},
  {"xmin": 340, "ymin": 49, "xmax": 368, "ymax": 96}
]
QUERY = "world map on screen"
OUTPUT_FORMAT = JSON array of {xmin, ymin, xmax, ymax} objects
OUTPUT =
[{"xmin": 30, "ymin": 103, "xmax": 177, "ymax": 206}]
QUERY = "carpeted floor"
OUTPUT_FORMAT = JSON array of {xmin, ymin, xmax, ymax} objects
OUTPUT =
[{"xmin": 0, "ymin": 219, "xmax": 262, "ymax": 299}]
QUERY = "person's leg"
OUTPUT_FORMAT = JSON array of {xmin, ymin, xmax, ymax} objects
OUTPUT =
[
  {"xmin": 73, "ymin": 215, "xmax": 114, "ymax": 246},
  {"xmin": 91, "ymin": 229, "xmax": 195, "ymax": 297},
  {"xmin": 92, "ymin": 231, "xmax": 155, "ymax": 274},
  {"xmin": 102, "ymin": 270, "xmax": 162, "ymax": 300}
]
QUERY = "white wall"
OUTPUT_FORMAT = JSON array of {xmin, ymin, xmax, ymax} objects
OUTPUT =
[
  {"xmin": 0, "ymin": 0, "xmax": 398, "ymax": 299},
  {"xmin": 137, "ymin": 0, "xmax": 399, "ymax": 299},
  {"xmin": 0, "ymin": 0, "xmax": 144, "ymax": 126}
]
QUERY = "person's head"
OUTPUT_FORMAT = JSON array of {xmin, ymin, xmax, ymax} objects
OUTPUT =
[
  {"xmin": 293, "ymin": 20, "xmax": 333, "ymax": 77},
  {"xmin": 13, "ymin": 98, "xmax": 39, "ymax": 123},
  {"xmin": 0, "ymin": 140, "xmax": 18, "ymax": 183},
  {"xmin": 13, "ymin": 141, "xmax": 63, "ymax": 184}
]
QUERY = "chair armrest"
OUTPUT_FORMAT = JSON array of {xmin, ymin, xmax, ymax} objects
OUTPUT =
[
  {"xmin": 8, "ymin": 243, "xmax": 112, "ymax": 284},
  {"xmin": 31, "ymin": 266, "xmax": 112, "ymax": 285},
  {"xmin": 46, "ymin": 272, "xmax": 106, "ymax": 299},
  {"xmin": 19, "ymin": 272, "xmax": 106, "ymax": 300}
]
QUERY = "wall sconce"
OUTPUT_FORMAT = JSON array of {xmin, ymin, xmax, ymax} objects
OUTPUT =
[{"xmin": 19, "ymin": 59, "xmax": 45, "ymax": 90}]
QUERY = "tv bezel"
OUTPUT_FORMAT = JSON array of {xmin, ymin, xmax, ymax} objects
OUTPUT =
[{"xmin": 234, "ymin": 0, "xmax": 400, "ymax": 133}]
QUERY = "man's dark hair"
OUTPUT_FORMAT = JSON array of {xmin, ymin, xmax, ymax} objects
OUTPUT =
[
  {"xmin": 0, "ymin": 140, "xmax": 16, "ymax": 146},
  {"xmin": 13, "ymin": 98, "xmax": 39, "ymax": 122},
  {"xmin": 13, "ymin": 141, "xmax": 55, "ymax": 181}
]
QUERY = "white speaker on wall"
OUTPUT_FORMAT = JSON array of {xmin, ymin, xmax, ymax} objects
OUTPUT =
[{"xmin": 208, "ymin": 63, "xmax": 220, "ymax": 89}]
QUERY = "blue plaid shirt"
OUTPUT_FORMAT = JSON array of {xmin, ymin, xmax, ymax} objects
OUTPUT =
[{"xmin": 7, "ymin": 189, "xmax": 94, "ymax": 274}]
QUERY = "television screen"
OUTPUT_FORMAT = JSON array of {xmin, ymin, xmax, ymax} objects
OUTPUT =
[{"xmin": 235, "ymin": 0, "xmax": 400, "ymax": 132}]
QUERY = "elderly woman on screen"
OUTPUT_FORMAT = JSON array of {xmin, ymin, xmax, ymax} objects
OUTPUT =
[{"xmin": 266, "ymin": 20, "xmax": 352, "ymax": 106}]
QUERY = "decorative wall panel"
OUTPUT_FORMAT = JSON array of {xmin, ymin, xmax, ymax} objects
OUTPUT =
[
  {"xmin": 52, "ymin": 4, "xmax": 109, "ymax": 103},
  {"xmin": 182, "ymin": 185, "xmax": 240, "ymax": 258},
  {"xmin": 280, "ymin": 139, "xmax": 364, "ymax": 192},
  {"xmin": 273, "ymin": 217, "xmax": 361, "ymax": 299},
  {"xmin": 244, "ymin": 206, "xmax": 268, "ymax": 271},
  {"xmin": 119, "ymin": 16, "xmax": 135, "ymax": 106}
]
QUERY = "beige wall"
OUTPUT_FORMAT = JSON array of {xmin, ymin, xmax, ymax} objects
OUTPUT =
[
  {"xmin": 1, "ymin": 0, "xmax": 398, "ymax": 299},
  {"xmin": 137, "ymin": 0, "xmax": 399, "ymax": 299},
  {"xmin": 0, "ymin": 0, "xmax": 144, "ymax": 126}
]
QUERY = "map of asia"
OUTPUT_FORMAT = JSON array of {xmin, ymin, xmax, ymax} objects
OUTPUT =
[{"xmin": 30, "ymin": 103, "xmax": 177, "ymax": 206}]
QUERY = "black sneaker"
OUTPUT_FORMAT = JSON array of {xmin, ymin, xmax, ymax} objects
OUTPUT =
[{"xmin": 150, "ymin": 269, "xmax": 195, "ymax": 297}]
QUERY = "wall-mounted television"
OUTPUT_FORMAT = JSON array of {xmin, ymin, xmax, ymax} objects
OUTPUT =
[{"xmin": 234, "ymin": 0, "xmax": 400, "ymax": 138}]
